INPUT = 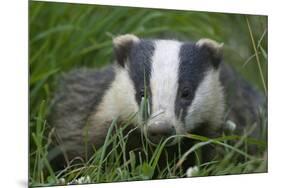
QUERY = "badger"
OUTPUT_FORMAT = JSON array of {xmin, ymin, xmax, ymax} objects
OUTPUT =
[{"xmin": 49, "ymin": 34, "xmax": 266, "ymax": 170}]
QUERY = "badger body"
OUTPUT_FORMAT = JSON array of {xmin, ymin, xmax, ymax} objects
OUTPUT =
[{"xmin": 49, "ymin": 34, "xmax": 265, "ymax": 169}]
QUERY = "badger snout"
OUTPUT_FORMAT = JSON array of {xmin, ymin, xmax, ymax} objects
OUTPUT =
[{"xmin": 146, "ymin": 121, "xmax": 176, "ymax": 144}]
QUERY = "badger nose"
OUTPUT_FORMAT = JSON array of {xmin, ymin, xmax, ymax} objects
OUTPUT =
[{"xmin": 147, "ymin": 122, "xmax": 176, "ymax": 144}]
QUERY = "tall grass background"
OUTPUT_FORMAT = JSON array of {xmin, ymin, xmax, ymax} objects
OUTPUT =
[{"xmin": 29, "ymin": 1, "xmax": 267, "ymax": 187}]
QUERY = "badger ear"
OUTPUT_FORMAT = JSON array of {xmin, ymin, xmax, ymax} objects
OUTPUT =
[
  {"xmin": 196, "ymin": 38, "xmax": 224, "ymax": 68},
  {"xmin": 113, "ymin": 34, "xmax": 140, "ymax": 67}
]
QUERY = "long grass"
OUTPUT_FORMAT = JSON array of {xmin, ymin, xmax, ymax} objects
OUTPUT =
[
  {"xmin": 29, "ymin": 1, "xmax": 268, "ymax": 187},
  {"xmin": 29, "ymin": 105, "xmax": 267, "ymax": 186},
  {"xmin": 246, "ymin": 17, "xmax": 267, "ymax": 96}
]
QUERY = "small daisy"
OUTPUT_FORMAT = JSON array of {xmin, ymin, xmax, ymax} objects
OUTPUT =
[
  {"xmin": 186, "ymin": 166, "xmax": 199, "ymax": 177},
  {"xmin": 68, "ymin": 175, "xmax": 91, "ymax": 185},
  {"xmin": 225, "ymin": 120, "xmax": 236, "ymax": 132}
]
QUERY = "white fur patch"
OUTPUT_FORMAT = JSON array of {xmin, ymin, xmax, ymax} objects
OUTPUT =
[
  {"xmin": 185, "ymin": 69, "xmax": 225, "ymax": 131},
  {"xmin": 149, "ymin": 40, "xmax": 182, "ymax": 125},
  {"xmin": 113, "ymin": 34, "xmax": 140, "ymax": 47},
  {"xmin": 196, "ymin": 38, "xmax": 223, "ymax": 49},
  {"xmin": 90, "ymin": 66, "xmax": 139, "ymax": 126}
]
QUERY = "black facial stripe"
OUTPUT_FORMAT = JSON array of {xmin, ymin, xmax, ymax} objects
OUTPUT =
[
  {"xmin": 128, "ymin": 40, "xmax": 155, "ymax": 106},
  {"xmin": 175, "ymin": 43, "xmax": 212, "ymax": 121}
]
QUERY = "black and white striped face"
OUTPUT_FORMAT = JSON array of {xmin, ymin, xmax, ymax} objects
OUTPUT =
[{"xmin": 113, "ymin": 34, "xmax": 224, "ymax": 144}]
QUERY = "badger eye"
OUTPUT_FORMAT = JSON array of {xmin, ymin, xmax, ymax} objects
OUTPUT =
[
  {"xmin": 139, "ymin": 89, "xmax": 145, "ymax": 98},
  {"xmin": 181, "ymin": 88, "xmax": 192, "ymax": 100}
]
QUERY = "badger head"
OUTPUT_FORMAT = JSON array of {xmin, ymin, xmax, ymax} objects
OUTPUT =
[{"xmin": 113, "ymin": 34, "xmax": 224, "ymax": 145}]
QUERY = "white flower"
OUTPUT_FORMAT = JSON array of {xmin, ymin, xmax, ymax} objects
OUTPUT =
[
  {"xmin": 186, "ymin": 166, "xmax": 199, "ymax": 177},
  {"xmin": 225, "ymin": 120, "xmax": 236, "ymax": 132},
  {"xmin": 68, "ymin": 175, "xmax": 91, "ymax": 185},
  {"xmin": 57, "ymin": 178, "xmax": 66, "ymax": 185}
]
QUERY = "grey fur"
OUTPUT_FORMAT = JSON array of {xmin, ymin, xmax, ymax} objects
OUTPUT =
[
  {"xmin": 49, "ymin": 66, "xmax": 115, "ymax": 164},
  {"xmin": 219, "ymin": 63, "xmax": 266, "ymax": 138}
]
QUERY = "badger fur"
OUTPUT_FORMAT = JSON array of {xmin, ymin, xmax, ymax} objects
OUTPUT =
[{"xmin": 49, "ymin": 34, "xmax": 265, "ymax": 169}]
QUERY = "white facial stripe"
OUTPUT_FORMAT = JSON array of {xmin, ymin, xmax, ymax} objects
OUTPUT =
[
  {"xmin": 150, "ymin": 40, "xmax": 182, "ymax": 123},
  {"xmin": 185, "ymin": 69, "xmax": 224, "ymax": 131}
]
